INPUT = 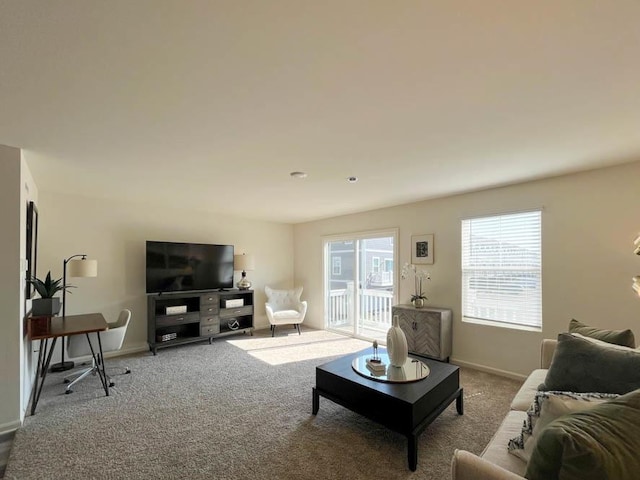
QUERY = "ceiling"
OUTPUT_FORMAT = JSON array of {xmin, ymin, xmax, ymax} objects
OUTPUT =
[{"xmin": 1, "ymin": 1, "xmax": 639, "ymax": 224}]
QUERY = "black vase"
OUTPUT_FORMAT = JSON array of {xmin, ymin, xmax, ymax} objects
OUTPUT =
[{"xmin": 31, "ymin": 298, "xmax": 61, "ymax": 316}]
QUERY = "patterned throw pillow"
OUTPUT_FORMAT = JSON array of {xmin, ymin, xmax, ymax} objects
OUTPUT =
[
  {"xmin": 525, "ymin": 388, "xmax": 640, "ymax": 480},
  {"xmin": 508, "ymin": 391, "xmax": 618, "ymax": 462}
]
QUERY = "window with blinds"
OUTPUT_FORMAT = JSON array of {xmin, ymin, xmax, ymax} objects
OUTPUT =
[{"xmin": 461, "ymin": 210, "xmax": 542, "ymax": 330}]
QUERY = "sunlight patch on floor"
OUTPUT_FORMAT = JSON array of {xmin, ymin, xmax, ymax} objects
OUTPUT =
[{"xmin": 226, "ymin": 328, "xmax": 370, "ymax": 365}]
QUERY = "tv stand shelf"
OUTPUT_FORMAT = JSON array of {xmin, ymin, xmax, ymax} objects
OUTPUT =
[{"xmin": 147, "ymin": 289, "xmax": 254, "ymax": 355}]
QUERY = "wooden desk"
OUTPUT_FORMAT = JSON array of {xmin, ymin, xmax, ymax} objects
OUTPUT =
[{"xmin": 29, "ymin": 313, "xmax": 109, "ymax": 415}]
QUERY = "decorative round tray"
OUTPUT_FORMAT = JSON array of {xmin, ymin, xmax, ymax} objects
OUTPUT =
[{"xmin": 351, "ymin": 353, "xmax": 430, "ymax": 383}]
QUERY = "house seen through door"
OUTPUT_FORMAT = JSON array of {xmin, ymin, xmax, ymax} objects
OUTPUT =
[{"xmin": 324, "ymin": 230, "xmax": 398, "ymax": 343}]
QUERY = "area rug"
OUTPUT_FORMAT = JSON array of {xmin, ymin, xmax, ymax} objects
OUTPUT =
[{"xmin": 5, "ymin": 328, "xmax": 521, "ymax": 479}]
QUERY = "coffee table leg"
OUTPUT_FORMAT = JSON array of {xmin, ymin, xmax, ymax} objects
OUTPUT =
[
  {"xmin": 312, "ymin": 387, "xmax": 319, "ymax": 414},
  {"xmin": 408, "ymin": 434, "xmax": 418, "ymax": 471},
  {"xmin": 456, "ymin": 388, "xmax": 464, "ymax": 415}
]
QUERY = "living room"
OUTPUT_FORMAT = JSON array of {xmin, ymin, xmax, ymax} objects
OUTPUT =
[{"xmin": 2, "ymin": 2, "xmax": 640, "ymax": 479}]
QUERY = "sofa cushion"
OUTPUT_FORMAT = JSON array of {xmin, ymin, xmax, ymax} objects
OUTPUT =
[
  {"xmin": 525, "ymin": 388, "xmax": 640, "ymax": 480},
  {"xmin": 539, "ymin": 333, "xmax": 640, "ymax": 394},
  {"xmin": 569, "ymin": 318, "xmax": 635, "ymax": 347},
  {"xmin": 510, "ymin": 369, "xmax": 547, "ymax": 411},
  {"xmin": 480, "ymin": 410, "xmax": 527, "ymax": 477},
  {"xmin": 271, "ymin": 309, "xmax": 302, "ymax": 320},
  {"xmin": 451, "ymin": 450, "xmax": 525, "ymax": 480},
  {"xmin": 508, "ymin": 391, "xmax": 618, "ymax": 463}
]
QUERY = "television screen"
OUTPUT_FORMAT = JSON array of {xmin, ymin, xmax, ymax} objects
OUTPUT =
[{"xmin": 146, "ymin": 241, "xmax": 234, "ymax": 294}]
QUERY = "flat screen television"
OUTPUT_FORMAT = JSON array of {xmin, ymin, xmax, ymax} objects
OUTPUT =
[{"xmin": 146, "ymin": 241, "xmax": 234, "ymax": 294}]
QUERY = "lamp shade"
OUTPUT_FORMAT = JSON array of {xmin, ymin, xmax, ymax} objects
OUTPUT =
[
  {"xmin": 234, "ymin": 254, "xmax": 254, "ymax": 271},
  {"xmin": 67, "ymin": 258, "xmax": 98, "ymax": 277}
]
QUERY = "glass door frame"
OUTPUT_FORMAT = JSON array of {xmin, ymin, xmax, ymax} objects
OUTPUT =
[{"xmin": 322, "ymin": 228, "xmax": 398, "ymax": 342}]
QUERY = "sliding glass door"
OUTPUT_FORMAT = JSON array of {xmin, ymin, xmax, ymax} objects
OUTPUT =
[{"xmin": 323, "ymin": 230, "xmax": 398, "ymax": 343}]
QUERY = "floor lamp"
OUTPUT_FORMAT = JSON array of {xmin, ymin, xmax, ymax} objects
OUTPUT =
[{"xmin": 50, "ymin": 254, "xmax": 98, "ymax": 372}]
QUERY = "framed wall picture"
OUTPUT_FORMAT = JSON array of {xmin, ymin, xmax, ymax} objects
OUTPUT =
[
  {"xmin": 411, "ymin": 234, "xmax": 434, "ymax": 265},
  {"xmin": 25, "ymin": 201, "xmax": 38, "ymax": 299}
]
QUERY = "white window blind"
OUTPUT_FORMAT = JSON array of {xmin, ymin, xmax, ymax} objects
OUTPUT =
[{"xmin": 461, "ymin": 210, "xmax": 542, "ymax": 329}]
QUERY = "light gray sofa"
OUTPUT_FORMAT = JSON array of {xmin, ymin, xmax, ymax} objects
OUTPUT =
[{"xmin": 451, "ymin": 339, "xmax": 558, "ymax": 480}]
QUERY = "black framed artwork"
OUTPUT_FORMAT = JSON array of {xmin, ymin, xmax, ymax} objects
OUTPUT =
[
  {"xmin": 25, "ymin": 201, "xmax": 38, "ymax": 299},
  {"xmin": 411, "ymin": 233, "xmax": 434, "ymax": 265}
]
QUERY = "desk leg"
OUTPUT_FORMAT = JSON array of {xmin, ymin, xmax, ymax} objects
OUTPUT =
[
  {"xmin": 96, "ymin": 332, "xmax": 110, "ymax": 396},
  {"xmin": 29, "ymin": 339, "xmax": 45, "ymax": 415},
  {"xmin": 30, "ymin": 337, "xmax": 58, "ymax": 415}
]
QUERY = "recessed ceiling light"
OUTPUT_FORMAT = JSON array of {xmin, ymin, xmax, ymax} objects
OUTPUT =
[
  {"xmin": 347, "ymin": 176, "xmax": 358, "ymax": 183},
  {"xmin": 290, "ymin": 171, "xmax": 307, "ymax": 179}
]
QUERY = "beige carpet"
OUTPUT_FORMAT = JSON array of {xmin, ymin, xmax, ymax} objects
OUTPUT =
[{"xmin": 5, "ymin": 328, "xmax": 521, "ymax": 479}]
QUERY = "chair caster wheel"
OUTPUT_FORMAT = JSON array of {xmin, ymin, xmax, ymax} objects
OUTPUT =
[
  {"xmin": 125, "ymin": 369, "xmax": 131, "ymax": 374},
  {"xmin": 65, "ymin": 390, "xmax": 73, "ymax": 394}
]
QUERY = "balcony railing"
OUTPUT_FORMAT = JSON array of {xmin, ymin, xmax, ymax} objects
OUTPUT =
[{"xmin": 327, "ymin": 286, "xmax": 394, "ymax": 332}]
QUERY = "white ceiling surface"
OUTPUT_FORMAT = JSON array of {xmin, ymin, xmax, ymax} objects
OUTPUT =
[{"xmin": 1, "ymin": 1, "xmax": 639, "ymax": 224}]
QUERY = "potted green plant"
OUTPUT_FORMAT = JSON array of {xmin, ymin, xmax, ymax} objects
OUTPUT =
[{"xmin": 28, "ymin": 271, "xmax": 74, "ymax": 316}]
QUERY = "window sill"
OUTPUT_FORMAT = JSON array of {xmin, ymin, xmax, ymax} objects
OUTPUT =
[{"xmin": 462, "ymin": 316, "xmax": 542, "ymax": 333}]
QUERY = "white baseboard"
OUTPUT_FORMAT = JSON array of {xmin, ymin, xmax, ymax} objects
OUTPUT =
[
  {"xmin": 110, "ymin": 343, "xmax": 149, "ymax": 357},
  {"xmin": 71, "ymin": 342, "xmax": 149, "ymax": 364},
  {"xmin": 0, "ymin": 419, "xmax": 21, "ymax": 436},
  {"xmin": 450, "ymin": 357, "xmax": 527, "ymax": 381}
]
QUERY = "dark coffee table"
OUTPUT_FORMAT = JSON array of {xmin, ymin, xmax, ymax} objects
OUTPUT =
[{"xmin": 312, "ymin": 349, "xmax": 463, "ymax": 471}]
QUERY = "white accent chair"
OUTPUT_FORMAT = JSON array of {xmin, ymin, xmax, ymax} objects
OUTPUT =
[
  {"xmin": 64, "ymin": 309, "xmax": 131, "ymax": 393},
  {"xmin": 265, "ymin": 286, "xmax": 307, "ymax": 337}
]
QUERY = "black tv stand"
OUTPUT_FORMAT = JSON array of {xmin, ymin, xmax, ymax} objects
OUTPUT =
[{"xmin": 147, "ymin": 289, "xmax": 254, "ymax": 355}]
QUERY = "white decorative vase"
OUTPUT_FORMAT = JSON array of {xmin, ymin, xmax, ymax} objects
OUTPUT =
[{"xmin": 386, "ymin": 314, "xmax": 408, "ymax": 367}]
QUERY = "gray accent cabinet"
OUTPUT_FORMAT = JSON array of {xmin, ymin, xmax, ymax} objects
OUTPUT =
[{"xmin": 392, "ymin": 305, "xmax": 452, "ymax": 362}]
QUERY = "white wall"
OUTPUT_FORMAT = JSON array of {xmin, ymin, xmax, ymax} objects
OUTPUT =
[
  {"xmin": 19, "ymin": 156, "xmax": 38, "ymax": 420},
  {"xmin": 0, "ymin": 145, "xmax": 21, "ymax": 432},
  {"xmin": 35, "ymin": 191, "xmax": 294, "ymax": 355},
  {"xmin": 294, "ymin": 161, "xmax": 640, "ymax": 377},
  {"xmin": 0, "ymin": 145, "xmax": 38, "ymax": 433}
]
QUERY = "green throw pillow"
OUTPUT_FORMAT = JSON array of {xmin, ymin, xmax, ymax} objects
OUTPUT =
[
  {"xmin": 525, "ymin": 388, "xmax": 640, "ymax": 480},
  {"xmin": 569, "ymin": 318, "xmax": 635, "ymax": 348},
  {"xmin": 539, "ymin": 333, "xmax": 640, "ymax": 394}
]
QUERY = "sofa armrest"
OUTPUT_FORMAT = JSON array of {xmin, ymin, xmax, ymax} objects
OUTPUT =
[
  {"xmin": 265, "ymin": 303, "xmax": 275, "ymax": 322},
  {"xmin": 451, "ymin": 450, "xmax": 525, "ymax": 480},
  {"xmin": 540, "ymin": 338, "xmax": 558, "ymax": 369},
  {"xmin": 298, "ymin": 300, "xmax": 308, "ymax": 319}
]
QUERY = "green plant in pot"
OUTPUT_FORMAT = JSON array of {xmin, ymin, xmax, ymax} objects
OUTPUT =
[{"xmin": 28, "ymin": 271, "xmax": 74, "ymax": 316}]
